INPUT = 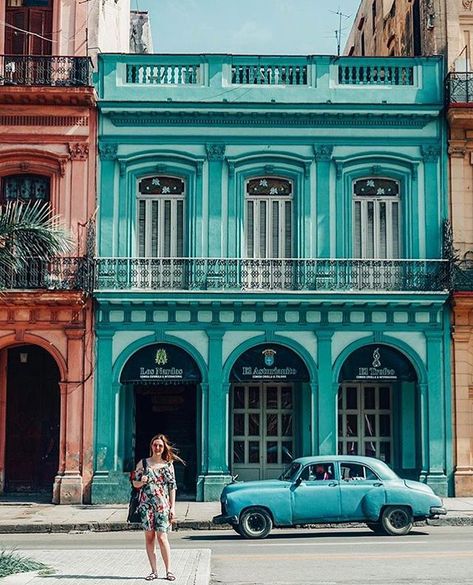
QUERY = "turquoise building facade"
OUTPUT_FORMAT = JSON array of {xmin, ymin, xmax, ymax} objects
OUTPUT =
[{"xmin": 92, "ymin": 54, "xmax": 452, "ymax": 502}]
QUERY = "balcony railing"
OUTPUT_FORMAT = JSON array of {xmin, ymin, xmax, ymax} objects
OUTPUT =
[
  {"xmin": 446, "ymin": 72, "xmax": 473, "ymax": 104},
  {"xmin": 0, "ymin": 55, "xmax": 92, "ymax": 87},
  {"xmin": 95, "ymin": 258, "xmax": 449, "ymax": 293},
  {"xmin": 0, "ymin": 257, "xmax": 93, "ymax": 292}
]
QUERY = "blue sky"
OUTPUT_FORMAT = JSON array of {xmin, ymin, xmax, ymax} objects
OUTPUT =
[{"xmin": 131, "ymin": 0, "xmax": 361, "ymax": 55}]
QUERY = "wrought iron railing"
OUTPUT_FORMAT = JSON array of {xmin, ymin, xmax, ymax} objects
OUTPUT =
[
  {"xmin": 453, "ymin": 261, "xmax": 473, "ymax": 290},
  {"xmin": 95, "ymin": 258, "xmax": 449, "ymax": 293},
  {"xmin": 446, "ymin": 72, "xmax": 473, "ymax": 103},
  {"xmin": 0, "ymin": 56, "xmax": 92, "ymax": 87},
  {"xmin": 0, "ymin": 257, "xmax": 93, "ymax": 292}
]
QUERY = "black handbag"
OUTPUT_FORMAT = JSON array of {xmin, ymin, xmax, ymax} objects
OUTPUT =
[{"xmin": 127, "ymin": 458, "xmax": 147, "ymax": 523}]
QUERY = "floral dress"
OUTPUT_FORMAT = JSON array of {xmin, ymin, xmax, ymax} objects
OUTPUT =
[{"xmin": 136, "ymin": 461, "xmax": 177, "ymax": 532}]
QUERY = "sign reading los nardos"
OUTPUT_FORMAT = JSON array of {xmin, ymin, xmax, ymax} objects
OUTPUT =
[{"xmin": 121, "ymin": 344, "xmax": 201, "ymax": 384}]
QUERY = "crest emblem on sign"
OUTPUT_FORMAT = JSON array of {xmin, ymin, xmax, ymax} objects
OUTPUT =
[
  {"xmin": 155, "ymin": 348, "xmax": 168, "ymax": 366},
  {"xmin": 262, "ymin": 348, "xmax": 276, "ymax": 367},
  {"xmin": 372, "ymin": 347, "xmax": 381, "ymax": 368}
]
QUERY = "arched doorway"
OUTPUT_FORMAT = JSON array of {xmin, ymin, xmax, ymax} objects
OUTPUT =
[
  {"xmin": 120, "ymin": 343, "xmax": 202, "ymax": 496},
  {"xmin": 4, "ymin": 344, "xmax": 60, "ymax": 496},
  {"xmin": 338, "ymin": 344, "xmax": 419, "ymax": 475},
  {"xmin": 229, "ymin": 343, "xmax": 310, "ymax": 481}
]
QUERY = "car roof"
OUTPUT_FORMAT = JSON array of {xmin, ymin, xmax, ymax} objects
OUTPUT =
[{"xmin": 293, "ymin": 455, "xmax": 389, "ymax": 467}]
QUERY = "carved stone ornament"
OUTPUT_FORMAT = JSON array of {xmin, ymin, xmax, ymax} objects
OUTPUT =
[
  {"xmin": 99, "ymin": 143, "xmax": 118, "ymax": 161},
  {"xmin": 69, "ymin": 143, "xmax": 89, "ymax": 161},
  {"xmin": 448, "ymin": 141, "xmax": 467, "ymax": 158},
  {"xmin": 463, "ymin": 0, "xmax": 473, "ymax": 11},
  {"xmin": 421, "ymin": 144, "xmax": 440, "ymax": 162},
  {"xmin": 314, "ymin": 145, "xmax": 334, "ymax": 161},
  {"xmin": 205, "ymin": 144, "xmax": 226, "ymax": 160}
]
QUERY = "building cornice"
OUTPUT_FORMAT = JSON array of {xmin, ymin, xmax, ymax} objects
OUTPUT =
[
  {"xmin": 107, "ymin": 111, "xmax": 435, "ymax": 129},
  {"xmin": 0, "ymin": 87, "xmax": 96, "ymax": 107}
]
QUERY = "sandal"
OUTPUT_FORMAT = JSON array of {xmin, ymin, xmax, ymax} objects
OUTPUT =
[
  {"xmin": 145, "ymin": 572, "xmax": 158, "ymax": 581},
  {"xmin": 166, "ymin": 572, "xmax": 176, "ymax": 581}
]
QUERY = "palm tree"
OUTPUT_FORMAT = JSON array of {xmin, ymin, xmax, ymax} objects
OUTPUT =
[{"xmin": 0, "ymin": 201, "xmax": 72, "ymax": 279}]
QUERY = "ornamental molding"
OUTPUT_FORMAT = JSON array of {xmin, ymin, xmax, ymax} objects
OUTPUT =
[
  {"xmin": 68, "ymin": 142, "xmax": 89, "ymax": 161},
  {"xmin": 421, "ymin": 144, "xmax": 441, "ymax": 162},
  {"xmin": 108, "ymin": 111, "xmax": 435, "ymax": 129},
  {"xmin": 448, "ymin": 141, "xmax": 467, "ymax": 158},
  {"xmin": 463, "ymin": 0, "xmax": 473, "ymax": 11},
  {"xmin": 314, "ymin": 145, "xmax": 333, "ymax": 161},
  {"xmin": 99, "ymin": 142, "xmax": 118, "ymax": 161},
  {"xmin": 206, "ymin": 143, "xmax": 226, "ymax": 160}
]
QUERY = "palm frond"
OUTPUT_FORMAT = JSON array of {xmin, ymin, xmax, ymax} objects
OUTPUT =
[{"xmin": 0, "ymin": 201, "xmax": 72, "ymax": 272}]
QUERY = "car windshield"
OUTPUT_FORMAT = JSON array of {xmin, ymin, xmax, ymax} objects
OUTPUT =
[{"xmin": 279, "ymin": 462, "xmax": 301, "ymax": 481}]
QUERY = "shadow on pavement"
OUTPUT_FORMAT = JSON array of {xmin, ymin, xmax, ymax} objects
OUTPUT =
[{"xmin": 182, "ymin": 529, "xmax": 429, "ymax": 541}]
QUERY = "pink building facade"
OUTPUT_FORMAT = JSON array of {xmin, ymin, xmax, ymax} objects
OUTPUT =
[{"xmin": 0, "ymin": 0, "xmax": 97, "ymax": 503}]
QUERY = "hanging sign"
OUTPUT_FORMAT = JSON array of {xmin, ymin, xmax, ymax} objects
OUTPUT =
[
  {"xmin": 121, "ymin": 344, "xmax": 201, "ymax": 384},
  {"xmin": 340, "ymin": 344, "xmax": 416, "ymax": 382},
  {"xmin": 231, "ymin": 344, "xmax": 310, "ymax": 382}
]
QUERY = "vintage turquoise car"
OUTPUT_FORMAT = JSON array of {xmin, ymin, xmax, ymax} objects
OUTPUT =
[{"xmin": 213, "ymin": 455, "xmax": 446, "ymax": 539}]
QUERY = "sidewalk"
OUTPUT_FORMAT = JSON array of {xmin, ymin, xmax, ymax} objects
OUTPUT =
[
  {"xmin": 0, "ymin": 498, "xmax": 473, "ymax": 534},
  {"xmin": 1, "ymin": 549, "xmax": 211, "ymax": 585}
]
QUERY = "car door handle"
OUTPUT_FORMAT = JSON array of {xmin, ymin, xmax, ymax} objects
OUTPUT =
[
  {"xmin": 373, "ymin": 482, "xmax": 383, "ymax": 487},
  {"xmin": 328, "ymin": 482, "xmax": 338, "ymax": 487}
]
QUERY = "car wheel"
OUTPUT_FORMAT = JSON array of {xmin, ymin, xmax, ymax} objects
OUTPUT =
[
  {"xmin": 380, "ymin": 506, "xmax": 413, "ymax": 536},
  {"xmin": 239, "ymin": 508, "xmax": 273, "ymax": 539}
]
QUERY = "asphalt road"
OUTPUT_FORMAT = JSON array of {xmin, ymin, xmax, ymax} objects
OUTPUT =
[{"xmin": 2, "ymin": 526, "xmax": 473, "ymax": 585}]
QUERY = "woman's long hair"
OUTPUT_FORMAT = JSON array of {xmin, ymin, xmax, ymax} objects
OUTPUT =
[{"xmin": 149, "ymin": 433, "xmax": 185, "ymax": 464}]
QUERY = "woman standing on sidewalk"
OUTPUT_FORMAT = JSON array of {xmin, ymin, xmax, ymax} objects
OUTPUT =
[{"xmin": 132, "ymin": 434, "xmax": 183, "ymax": 581}]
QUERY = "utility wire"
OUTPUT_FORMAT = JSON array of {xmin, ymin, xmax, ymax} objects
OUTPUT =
[{"xmin": 0, "ymin": 19, "xmax": 59, "ymax": 43}]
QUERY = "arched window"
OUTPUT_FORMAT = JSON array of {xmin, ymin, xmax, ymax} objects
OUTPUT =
[
  {"xmin": 5, "ymin": 0, "xmax": 53, "ymax": 56},
  {"xmin": 137, "ymin": 175, "xmax": 185, "ymax": 257},
  {"xmin": 353, "ymin": 178, "xmax": 400, "ymax": 258},
  {"xmin": 1, "ymin": 174, "xmax": 50, "ymax": 204},
  {"xmin": 245, "ymin": 177, "xmax": 293, "ymax": 259}
]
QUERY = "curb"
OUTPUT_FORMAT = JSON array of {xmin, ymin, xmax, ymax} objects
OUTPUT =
[{"xmin": 0, "ymin": 516, "xmax": 471, "ymax": 534}]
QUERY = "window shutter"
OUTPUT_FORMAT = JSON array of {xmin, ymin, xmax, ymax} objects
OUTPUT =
[
  {"xmin": 29, "ymin": 8, "xmax": 52, "ymax": 55},
  {"xmin": 5, "ymin": 9, "xmax": 27, "ymax": 54}
]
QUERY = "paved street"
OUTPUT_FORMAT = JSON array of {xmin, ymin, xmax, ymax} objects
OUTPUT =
[{"xmin": 2, "ymin": 526, "xmax": 473, "ymax": 585}]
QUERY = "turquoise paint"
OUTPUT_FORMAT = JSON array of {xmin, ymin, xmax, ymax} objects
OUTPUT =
[{"xmin": 92, "ymin": 53, "xmax": 452, "ymax": 502}]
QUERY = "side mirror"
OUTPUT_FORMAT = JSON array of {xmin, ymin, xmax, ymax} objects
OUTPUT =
[{"xmin": 294, "ymin": 476, "xmax": 303, "ymax": 487}]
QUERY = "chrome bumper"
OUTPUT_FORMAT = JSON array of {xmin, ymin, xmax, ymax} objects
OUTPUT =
[{"xmin": 429, "ymin": 506, "xmax": 447, "ymax": 517}]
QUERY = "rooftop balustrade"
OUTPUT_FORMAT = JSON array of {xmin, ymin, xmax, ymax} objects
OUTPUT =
[
  {"xmin": 0, "ymin": 55, "xmax": 92, "ymax": 87},
  {"xmin": 95, "ymin": 258, "xmax": 449, "ymax": 294},
  {"xmin": 99, "ymin": 54, "xmax": 443, "ymax": 105}
]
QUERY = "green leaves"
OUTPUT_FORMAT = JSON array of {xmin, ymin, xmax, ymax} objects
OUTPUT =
[{"xmin": 0, "ymin": 201, "xmax": 72, "ymax": 273}]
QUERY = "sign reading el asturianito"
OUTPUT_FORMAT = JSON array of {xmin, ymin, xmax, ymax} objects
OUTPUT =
[{"xmin": 231, "ymin": 344, "xmax": 310, "ymax": 382}]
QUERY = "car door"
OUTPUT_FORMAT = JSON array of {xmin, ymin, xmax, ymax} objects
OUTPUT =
[
  {"xmin": 338, "ymin": 461, "xmax": 386, "ymax": 521},
  {"xmin": 291, "ymin": 462, "xmax": 341, "ymax": 523}
]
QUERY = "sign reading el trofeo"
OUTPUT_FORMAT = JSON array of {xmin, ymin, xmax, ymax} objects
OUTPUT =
[
  {"xmin": 231, "ymin": 344, "xmax": 310, "ymax": 382},
  {"xmin": 121, "ymin": 344, "xmax": 201, "ymax": 384},
  {"xmin": 356, "ymin": 347, "xmax": 397, "ymax": 380}
]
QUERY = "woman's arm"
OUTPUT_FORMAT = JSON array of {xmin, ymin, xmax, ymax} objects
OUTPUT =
[
  {"xmin": 132, "ymin": 460, "xmax": 148, "ymax": 489},
  {"xmin": 168, "ymin": 463, "xmax": 177, "ymax": 518}
]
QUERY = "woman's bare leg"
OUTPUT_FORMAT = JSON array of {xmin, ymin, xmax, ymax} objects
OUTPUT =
[
  {"xmin": 144, "ymin": 531, "xmax": 157, "ymax": 573},
  {"xmin": 156, "ymin": 532, "xmax": 171, "ymax": 573}
]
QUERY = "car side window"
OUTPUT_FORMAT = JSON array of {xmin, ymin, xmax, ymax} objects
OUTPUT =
[
  {"xmin": 300, "ymin": 463, "xmax": 335, "ymax": 482},
  {"xmin": 341, "ymin": 463, "xmax": 379, "ymax": 481}
]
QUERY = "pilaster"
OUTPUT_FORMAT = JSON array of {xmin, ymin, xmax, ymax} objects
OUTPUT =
[
  {"xmin": 314, "ymin": 145, "xmax": 333, "ymax": 257},
  {"xmin": 316, "ymin": 330, "xmax": 335, "ymax": 454},
  {"xmin": 206, "ymin": 144, "xmax": 225, "ymax": 257}
]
